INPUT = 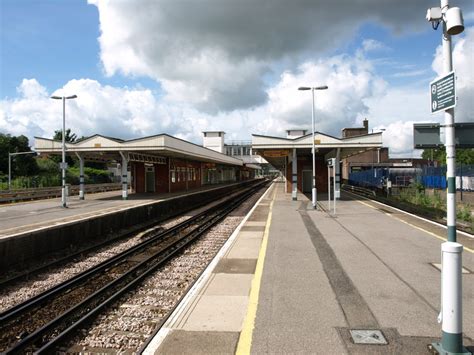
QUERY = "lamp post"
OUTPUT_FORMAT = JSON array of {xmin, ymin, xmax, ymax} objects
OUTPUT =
[
  {"xmin": 51, "ymin": 94, "xmax": 77, "ymax": 208},
  {"xmin": 426, "ymin": 1, "xmax": 467, "ymax": 353},
  {"xmin": 298, "ymin": 85, "xmax": 328, "ymax": 209}
]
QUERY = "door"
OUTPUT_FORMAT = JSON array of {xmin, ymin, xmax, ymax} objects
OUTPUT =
[
  {"xmin": 302, "ymin": 170, "xmax": 312, "ymax": 193},
  {"xmin": 145, "ymin": 166, "xmax": 155, "ymax": 192}
]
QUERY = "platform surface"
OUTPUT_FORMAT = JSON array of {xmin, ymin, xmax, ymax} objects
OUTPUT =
[
  {"xmin": 0, "ymin": 184, "xmax": 237, "ymax": 239},
  {"xmin": 146, "ymin": 181, "xmax": 474, "ymax": 354}
]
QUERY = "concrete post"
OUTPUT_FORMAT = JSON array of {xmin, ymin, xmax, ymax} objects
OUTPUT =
[
  {"xmin": 335, "ymin": 148, "xmax": 341, "ymax": 199},
  {"xmin": 292, "ymin": 148, "xmax": 297, "ymax": 201},
  {"xmin": 75, "ymin": 152, "xmax": 85, "ymax": 200},
  {"xmin": 437, "ymin": 242, "xmax": 465, "ymax": 353},
  {"xmin": 119, "ymin": 151, "xmax": 128, "ymax": 200}
]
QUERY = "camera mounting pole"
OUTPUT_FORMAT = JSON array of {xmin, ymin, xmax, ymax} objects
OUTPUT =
[{"xmin": 427, "ymin": 1, "xmax": 468, "ymax": 354}]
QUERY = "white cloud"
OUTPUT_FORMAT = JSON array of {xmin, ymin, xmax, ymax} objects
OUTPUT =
[
  {"xmin": 0, "ymin": 79, "xmax": 212, "ymax": 145},
  {"xmin": 432, "ymin": 27, "xmax": 474, "ymax": 123},
  {"xmin": 262, "ymin": 54, "xmax": 387, "ymax": 137},
  {"xmin": 362, "ymin": 39, "xmax": 390, "ymax": 53},
  {"xmin": 88, "ymin": 0, "xmax": 462, "ymax": 113}
]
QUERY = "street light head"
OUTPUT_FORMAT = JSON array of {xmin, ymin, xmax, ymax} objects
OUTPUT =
[
  {"xmin": 445, "ymin": 7, "xmax": 464, "ymax": 35},
  {"xmin": 50, "ymin": 96, "xmax": 62, "ymax": 100},
  {"xmin": 66, "ymin": 95, "xmax": 78, "ymax": 99},
  {"xmin": 298, "ymin": 87, "xmax": 311, "ymax": 91},
  {"xmin": 315, "ymin": 85, "xmax": 328, "ymax": 90}
]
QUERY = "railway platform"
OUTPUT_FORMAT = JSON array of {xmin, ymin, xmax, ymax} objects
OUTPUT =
[
  {"xmin": 0, "ymin": 183, "xmax": 240, "ymax": 238},
  {"xmin": 0, "ymin": 181, "xmax": 257, "ymax": 271},
  {"xmin": 145, "ymin": 181, "xmax": 474, "ymax": 354}
]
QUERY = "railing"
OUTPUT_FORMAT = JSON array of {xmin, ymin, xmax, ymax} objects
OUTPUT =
[{"xmin": 0, "ymin": 183, "xmax": 122, "ymax": 203}]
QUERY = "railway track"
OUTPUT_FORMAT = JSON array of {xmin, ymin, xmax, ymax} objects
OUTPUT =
[
  {"xmin": 342, "ymin": 184, "xmax": 473, "ymax": 235},
  {"xmin": 0, "ymin": 179, "xmax": 268, "ymax": 353}
]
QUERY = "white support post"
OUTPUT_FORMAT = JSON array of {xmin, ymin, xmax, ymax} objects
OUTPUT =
[
  {"xmin": 335, "ymin": 148, "xmax": 341, "ymax": 199},
  {"xmin": 8, "ymin": 153, "xmax": 12, "ymax": 190},
  {"xmin": 292, "ymin": 148, "xmax": 297, "ymax": 201},
  {"xmin": 431, "ymin": 1, "xmax": 467, "ymax": 354},
  {"xmin": 119, "ymin": 151, "xmax": 129, "ymax": 200},
  {"xmin": 439, "ymin": 242, "xmax": 464, "ymax": 353},
  {"xmin": 75, "ymin": 152, "xmax": 85, "ymax": 200},
  {"xmin": 333, "ymin": 163, "xmax": 336, "ymax": 215},
  {"xmin": 327, "ymin": 165, "xmax": 331, "ymax": 211}
]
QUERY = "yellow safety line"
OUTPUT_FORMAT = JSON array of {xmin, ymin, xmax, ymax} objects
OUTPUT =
[
  {"xmin": 235, "ymin": 190, "xmax": 275, "ymax": 355},
  {"xmin": 356, "ymin": 200, "xmax": 474, "ymax": 254}
]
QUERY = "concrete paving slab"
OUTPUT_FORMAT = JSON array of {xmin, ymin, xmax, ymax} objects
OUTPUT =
[
  {"xmin": 156, "ymin": 330, "xmax": 239, "ymax": 355},
  {"xmin": 181, "ymin": 295, "xmax": 248, "ymax": 332},
  {"xmin": 226, "ymin": 237, "xmax": 262, "ymax": 259},
  {"xmin": 213, "ymin": 258, "xmax": 257, "ymax": 274},
  {"xmin": 251, "ymin": 184, "xmax": 347, "ymax": 354},
  {"xmin": 202, "ymin": 274, "xmax": 253, "ymax": 296}
]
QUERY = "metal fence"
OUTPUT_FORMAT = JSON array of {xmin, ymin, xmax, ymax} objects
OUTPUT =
[{"xmin": 349, "ymin": 164, "xmax": 474, "ymax": 191}]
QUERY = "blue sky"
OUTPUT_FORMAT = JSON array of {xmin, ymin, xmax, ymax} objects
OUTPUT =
[{"xmin": 1, "ymin": 0, "xmax": 473, "ymax": 157}]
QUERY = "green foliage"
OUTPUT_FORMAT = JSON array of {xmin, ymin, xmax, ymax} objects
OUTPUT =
[
  {"xmin": 398, "ymin": 183, "xmax": 472, "ymax": 229},
  {"xmin": 49, "ymin": 129, "xmax": 78, "ymax": 166},
  {"xmin": 68, "ymin": 167, "xmax": 112, "ymax": 184},
  {"xmin": 422, "ymin": 148, "xmax": 474, "ymax": 165},
  {"xmin": 37, "ymin": 157, "xmax": 60, "ymax": 173},
  {"xmin": 53, "ymin": 128, "xmax": 77, "ymax": 143},
  {"xmin": 457, "ymin": 204, "xmax": 473, "ymax": 224},
  {"xmin": 0, "ymin": 133, "xmax": 39, "ymax": 175}
]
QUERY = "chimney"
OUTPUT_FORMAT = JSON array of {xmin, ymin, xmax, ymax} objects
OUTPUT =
[
  {"xmin": 363, "ymin": 119, "xmax": 369, "ymax": 133},
  {"xmin": 202, "ymin": 131, "xmax": 225, "ymax": 153}
]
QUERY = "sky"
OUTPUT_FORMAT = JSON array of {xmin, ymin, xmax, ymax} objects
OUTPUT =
[{"xmin": 1, "ymin": 0, "xmax": 473, "ymax": 158}]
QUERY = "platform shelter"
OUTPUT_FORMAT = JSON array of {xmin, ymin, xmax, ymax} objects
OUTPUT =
[
  {"xmin": 34, "ymin": 134, "xmax": 245, "ymax": 200},
  {"xmin": 252, "ymin": 129, "xmax": 382, "ymax": 200}
]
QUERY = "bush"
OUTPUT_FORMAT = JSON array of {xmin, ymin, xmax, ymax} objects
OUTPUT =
[{"xmin": 68, "ymin": 167, "xmax": 112, "ymax": 184}]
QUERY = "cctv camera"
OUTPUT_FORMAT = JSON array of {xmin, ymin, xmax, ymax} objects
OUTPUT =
[
  {"xmin": 426, "ymin": 7, "xmax": 442, "ymax": 22},
  {"xmin": 445, "ymin": 7, "xmax": 464, "ymax": 35}
]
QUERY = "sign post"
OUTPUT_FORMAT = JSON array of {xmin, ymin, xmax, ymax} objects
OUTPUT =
[{"xmin": 430, "ymin": 71, "xmax": 456, "ymax": 114}]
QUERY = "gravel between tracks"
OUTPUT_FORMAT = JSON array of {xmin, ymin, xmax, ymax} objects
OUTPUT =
[
  {"xmin": 65, "ymin": 186, "xmax": 265, "ymax": 353},
  {"xmin": 0, "ymin": 191, "xmax": 246, "ymax": 313}
]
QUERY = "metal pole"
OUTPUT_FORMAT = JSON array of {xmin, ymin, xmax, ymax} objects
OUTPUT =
[
  {"xmin": 433, "ymin": 1, "xmax": 467, "ymax": 353},
  {"xmin": 62, "ymin": 97, "xmax": 67, "ymax": 208},
  {"xmin": 328, "ymin": 165, "xmax": 331, "ymax": 210},
  {"xmin": 311, "ymin": 88, "xmax": 317, "ymax": 209},
  {"xmin": 8, "ymin": 153, "xmax": 12, "ymax": 190},
  {"xmin": 333, "ymin": 163, "xmax": 336, "ymax": 215}
]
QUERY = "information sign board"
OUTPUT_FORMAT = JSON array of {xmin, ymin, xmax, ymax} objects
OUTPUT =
[{"xmin": 430, "ymin": 71, "xmax": 456, "ymax": 114}]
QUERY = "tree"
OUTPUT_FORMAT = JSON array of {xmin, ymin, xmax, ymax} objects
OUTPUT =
[
  {"xmin": 0, "ymin": 133, "xmax": 39, "ymax": 176},
  {"xmin": 53, "ymin": 128, "xmax": 77, "ymax": 143},
  {"xmin": 50, "ymin": 128, "xmax": 77, "ymax": 166},
  {"xmin": 422, "ymin": 148, "xmax": 474, "ymax": 165}
]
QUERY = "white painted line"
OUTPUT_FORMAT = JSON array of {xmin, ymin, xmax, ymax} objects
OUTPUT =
[
  {"xmin": 344, "ymin": 190, "xmax": 473, "ymax": 239},
  {"xmin": 142, "ymin": 183, "xmax": 274, "ymax": 355},
  {"xmin": 431, "ymin": 263, "xmax": 470, "ymax": 274}
]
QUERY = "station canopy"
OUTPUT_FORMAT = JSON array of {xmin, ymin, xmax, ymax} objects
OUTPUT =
[
  {"xmin": 252, "ymin": 131, "xmax": 383, "ymax": 168},
  {"xmin": 34, "ymin": 134, "xmax": 243, "ymax": 166}
]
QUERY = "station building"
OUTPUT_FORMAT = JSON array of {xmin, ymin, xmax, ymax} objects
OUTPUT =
[
  {"xmin": 35, "ymin": 133, "xmax": 254, "ymax": 200},
  {"xmin": 251, "ymin": 123, "xmax": 383, "ymax": 199}
]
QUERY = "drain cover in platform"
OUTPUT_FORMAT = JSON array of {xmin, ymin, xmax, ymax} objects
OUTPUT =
[{"xmin": 350, "ymin": 329, "xmax": 388, "ymax": 345}]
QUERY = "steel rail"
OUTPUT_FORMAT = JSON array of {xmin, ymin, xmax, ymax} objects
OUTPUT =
[
  {"xmin": 37, "ymin": 185, "xmax": 256, "ymax": 354},
  {"xmin": 2, "ymin": 180, "xmax": 267, "ymax": 353}
]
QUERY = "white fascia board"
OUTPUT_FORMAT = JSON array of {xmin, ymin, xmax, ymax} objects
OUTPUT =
[
  {"xmin": 253, "ymin": 132, "xmax": 382, "ymax": 147},
  {"xmin": 162, "ymin": 135, "xmax": 243, "ymax": 166}
]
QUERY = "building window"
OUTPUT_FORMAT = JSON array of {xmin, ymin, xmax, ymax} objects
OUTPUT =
[{"xmin": 171, "ymin": 170, "xmax": 176, "ymax": 183}]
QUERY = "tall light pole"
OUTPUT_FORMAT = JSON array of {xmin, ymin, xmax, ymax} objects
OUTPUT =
[
  {"xmin": 426, "ymin": 1, "xmax": 467, "ymax": 354},
  {"xmin": 298, "ymin": 85, "xmax": 328, "ymax": 209},
  {"xmin": 51, "ymin": 94, "xmax": 77, "ymax": 208}
]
